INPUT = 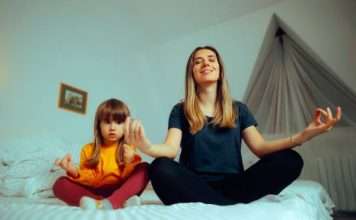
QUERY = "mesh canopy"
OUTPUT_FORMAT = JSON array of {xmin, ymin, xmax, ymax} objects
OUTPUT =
[{"xmin": 244, "ymin": 33, "xmax": 356, "ymax": 134}]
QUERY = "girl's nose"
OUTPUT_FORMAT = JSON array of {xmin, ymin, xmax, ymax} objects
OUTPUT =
[{"xmin": 109, "ymin": 122, "xmax": 115, "ymax": 129}]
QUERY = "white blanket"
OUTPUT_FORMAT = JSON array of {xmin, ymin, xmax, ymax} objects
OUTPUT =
[{"xmin": 0, "ymin": 180, "xmax": 334, "ymax": 220}]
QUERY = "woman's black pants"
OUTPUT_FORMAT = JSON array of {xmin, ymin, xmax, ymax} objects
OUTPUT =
[{"xmin": 149, "ymin": 149, "xmax": 303, "ymax": 205}]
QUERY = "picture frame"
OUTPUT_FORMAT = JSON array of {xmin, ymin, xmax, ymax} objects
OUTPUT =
[{"xmin": 58, "ymin": 83, "xmax": 88, "ymax": 114}]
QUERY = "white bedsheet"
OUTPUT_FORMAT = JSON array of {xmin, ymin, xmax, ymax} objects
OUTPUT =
[{"xmin": 0, "ymin": 180, "xmax": 334, "ymax": 220}]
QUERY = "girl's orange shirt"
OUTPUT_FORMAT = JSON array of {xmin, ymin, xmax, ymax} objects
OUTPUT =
[{"xmin": 69, "ymin": 143, "xmax": 141, "ymax": 188}]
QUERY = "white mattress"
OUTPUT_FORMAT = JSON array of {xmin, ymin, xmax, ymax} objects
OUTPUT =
[{"xmin": 0, "ymin": 180, "xmax": 334, "ymax": 220}]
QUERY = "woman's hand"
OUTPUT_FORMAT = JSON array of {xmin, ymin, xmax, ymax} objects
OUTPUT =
[
  {"xmin": 124, "ymin": 117, "xmax": 151, "ymax": 152},
  {"xmin": 300, "ymin": 106, "xmax": 342, "ymax": 143},
  {"xmin": 123, "ymin": 144, "xmax": 136, "ymax": 164},
  {"xmin": 54, "ymin": 153, "xmax": 78, "ymax": 177}
]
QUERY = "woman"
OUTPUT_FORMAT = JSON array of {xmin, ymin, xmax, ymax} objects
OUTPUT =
[{"xmin": 123, "ymin": 46, "xmax": 342, "ymax": 205}]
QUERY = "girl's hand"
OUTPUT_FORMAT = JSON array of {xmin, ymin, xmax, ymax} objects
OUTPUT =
[
  {"xmin": 301, "ymin": 106, "xmax": 342, "ymax": 142},
  {"xmin": 124, "ymin": 117, "xmax": 151, "ymax": 152},
  {"xmin": 123, "ymin": 144, "xmax": 136, "ymax": 164},
  {"xmin": 54, "ymin": 153, "xmax": 78, "ymax": 177}
]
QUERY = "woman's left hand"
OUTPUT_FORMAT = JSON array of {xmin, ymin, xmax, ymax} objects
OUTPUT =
[
  {"xmin": 124, "ymin": 117, "xmax": 152, "ymax": 152},
  {"xmin": 301, "ymin": 106, "xmax": 342, "ymax": 142}
]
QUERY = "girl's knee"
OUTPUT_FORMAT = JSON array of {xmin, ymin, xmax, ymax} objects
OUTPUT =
[
  {"xmin": 135, "ymin": 162, "xmax": 149, "ymax": 171},
  {"xmin": 52, "ymin": 176, "xmax": 71, "ymax": 194}
]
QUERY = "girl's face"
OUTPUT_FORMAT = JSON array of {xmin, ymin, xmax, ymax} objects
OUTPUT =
[
  {"xmin": 192, "ymin": 49, "xmax": 220, "ymax": 86},
  {"xmin": 100, "ymin": 120, "xmax": 124, "ymax": 145}
]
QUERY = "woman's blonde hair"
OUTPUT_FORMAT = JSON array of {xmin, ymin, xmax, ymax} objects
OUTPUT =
[
  {"xmin": 86, "ymin": 98, "xmax": 130, "ymax": 167},
  {"xmin": 184, "ymin": 46, "xmax": 237, "ymax": 134}
]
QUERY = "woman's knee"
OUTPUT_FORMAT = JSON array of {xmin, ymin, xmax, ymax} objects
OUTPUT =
[
  {"xmin": 278, "ymin": 150, "xmax": 304, "ymax": 174},
  {"xmin": 268, "ymin": 150, "xmax": 304, "ymax": 174},
  {"xmin": 149, "ymin": 157, "xmax": 178, "ymax": 180}
]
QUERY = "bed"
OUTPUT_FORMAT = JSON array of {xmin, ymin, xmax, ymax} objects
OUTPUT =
[
  {"xmin": 0, "ymin": 179, "xmax": 334, "ymax": 220},
  {"xmin": 0, "ymin": 133, "xmax": 335, "ymax": 220}
]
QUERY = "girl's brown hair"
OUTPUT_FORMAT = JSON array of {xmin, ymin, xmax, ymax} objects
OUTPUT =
[
  {"xmin": 184, "ymin": 46, "xmax": 237, "ymax": 134},
  {"xmin": 86, "ymin": 98, "xmax": 130, "ymax": 167}
]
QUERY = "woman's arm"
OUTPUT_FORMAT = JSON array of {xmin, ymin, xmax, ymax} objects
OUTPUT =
[
  {"xmin": 243, "ymin": 107, "xmax": 342, "ymax": 157},
  {"xmin": 124, "ymin": 117, "xmax": 181, "ymax": 158}
]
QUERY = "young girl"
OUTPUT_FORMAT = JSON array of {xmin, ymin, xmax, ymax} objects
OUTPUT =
[{"xmin": 53, "ymin": 98, "xmax": 149, "ymax": 209}]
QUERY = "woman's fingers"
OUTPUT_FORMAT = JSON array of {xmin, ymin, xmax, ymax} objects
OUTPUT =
[
  {"xmin": 124, "ymin": 117, "xmax": 146, "ymax": 146},
  {"xmin": 335, "ymin": 106, "xmax": 342, "ymax": 122},
  {"xmin": 322, "ymin": 106, "xmax": 342, "ymax": 131},
  {"xmin": 130, "ymin": 119, "xmax": 137, "ymax": 142},
  {"xmin": 134, "ymin": 121, "xmax": 143, "ymax": 141},
  {"xmin": 124, "ymin": 117, "xmax": 131, "ymax": 143},
  {"xmin": 314, "ymin": 108, "xmax": 328, "ymax": 124},
  {"xmin": 326, "ymin": 107, "xmax": 333, "ymax": 121},
  {"xmin": 138, "ymin": 124, "xmax": 145, "ymax": 140}
]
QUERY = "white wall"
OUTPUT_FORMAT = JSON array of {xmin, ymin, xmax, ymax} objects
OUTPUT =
[
  {"xmin": 274, "ymin": 0, "xmax": 356, "ymax": 89},
  {"xmin": 0, "ymin": 0, "xmax": 145, "ymax": 146},
  {"xmin": 0, "ymin": 0, "xmax": 355, "ymax": 162},
  {"xmin": 140, "ymin": 0, "xmax": 356, "ymax": 149}
]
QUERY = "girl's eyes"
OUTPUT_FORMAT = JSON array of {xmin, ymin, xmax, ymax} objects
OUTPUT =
[{"xmin": 102, "ymin": 120, "xmax": 122, "ymax": 125}]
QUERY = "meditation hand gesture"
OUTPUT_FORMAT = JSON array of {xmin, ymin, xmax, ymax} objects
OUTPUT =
[
  {"xmin": 301, "ymin": 106, "xmax": 342, "ymax": 142},
  {"xmin": 124, "ymin": 117, "xmax": 151, "ymax": 152},
  {"xmin": 55, "ymin": 153, "xmax": 78, "ymax": 177}
]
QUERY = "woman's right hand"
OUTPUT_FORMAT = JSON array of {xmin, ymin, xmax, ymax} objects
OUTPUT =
[
  {"xmin": 54, "ymin": 153, "xmax": 78, "ymax": 177},
  {"xmin": 300, "ymin": 106, "xmax": 342, "ymax": 143},
  {"xmin": 124, "ymin": 117, "xmax": 152, "ymax": 152}
]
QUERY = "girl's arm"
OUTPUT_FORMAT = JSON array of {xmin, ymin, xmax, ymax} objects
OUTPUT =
[
  {"xmin": 124, "ymin": 117, "xmax": 181, "ymax": 158},
  {"xmin": 243, "ymin": 107, "xmax": 342, "ymax": 157}
]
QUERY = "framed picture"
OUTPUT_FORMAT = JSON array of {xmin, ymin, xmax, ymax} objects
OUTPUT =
[{"xmin": 58, "ymin": 83, "xmax": 88, "ymax": 114}]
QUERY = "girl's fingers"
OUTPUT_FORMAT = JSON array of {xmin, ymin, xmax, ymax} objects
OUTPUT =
[
  {"xmin": 65, "ymin": 153, "xmax": 72, "ymax": 162},
  {"xmin": 61, "ymin": 159, "xmax": 67, "ymax": 169},
  {"xmin": 54, "ymin": 159, "xmax": 61, "ymax": 166}
]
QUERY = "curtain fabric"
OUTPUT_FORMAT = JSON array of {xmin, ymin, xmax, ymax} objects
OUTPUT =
[{"xmin": 244, "ymin": 34, "xmax": 356, "ymax": 134}]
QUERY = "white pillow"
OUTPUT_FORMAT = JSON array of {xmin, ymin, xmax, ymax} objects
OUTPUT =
[
  {"xmin": 0, "ymin": 132, "xmax": 88, "ymax": 198},
  {"xmin": 0, "ymin": 161, "xmax": 64, "ymax": 198},
  {"xmin": 0, "ymin": 132, "xmax": 69, "ymax": 163}
]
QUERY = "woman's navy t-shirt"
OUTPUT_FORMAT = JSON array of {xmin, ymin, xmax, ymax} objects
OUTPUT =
[{"xmin": 168, "ymin": 101, "xmax": 257, "ymax": 177}]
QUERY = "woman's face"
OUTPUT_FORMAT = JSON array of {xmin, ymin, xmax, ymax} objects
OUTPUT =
[{"xmin": 192, "ymin": 49, "xmax": 220, "ymax": 86}]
